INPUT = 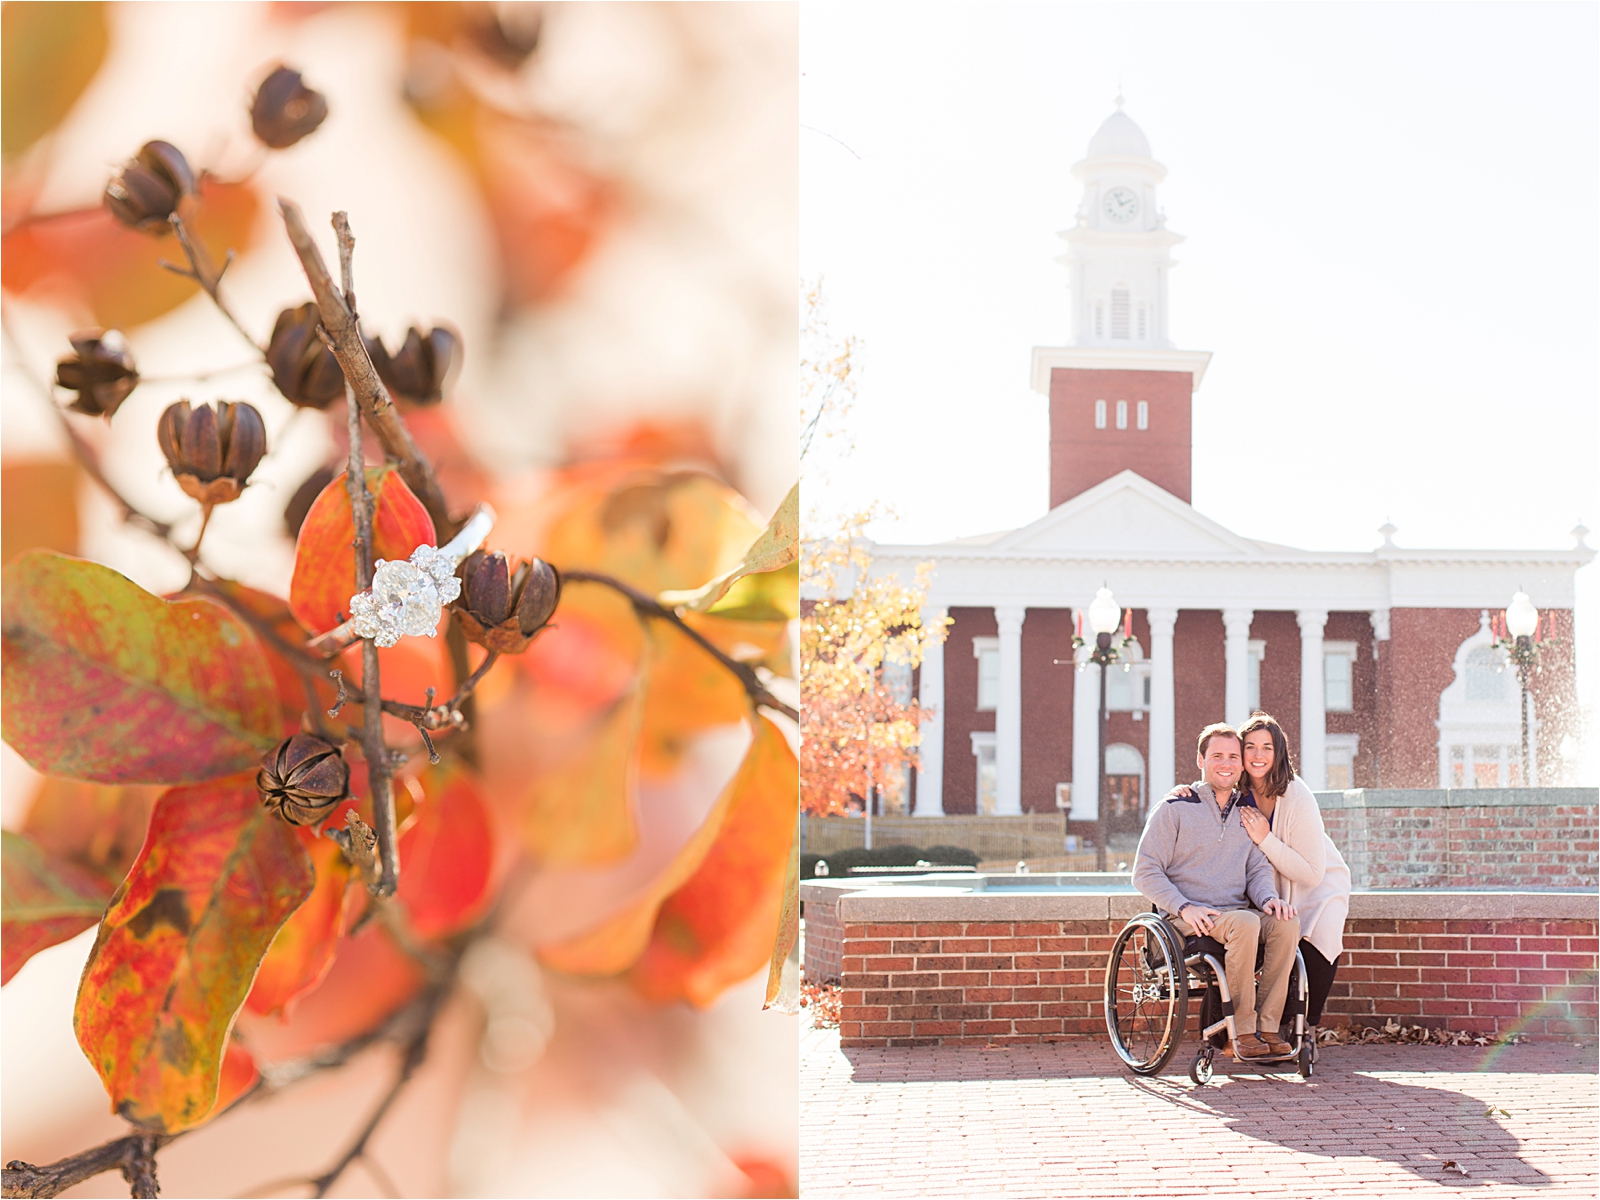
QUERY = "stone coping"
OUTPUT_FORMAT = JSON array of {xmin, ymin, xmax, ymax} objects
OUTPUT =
[
  {"xmin": 802, "ymin": 878, "xmax": 1600, "ymax": 924},
  {"xmin": 1314, "ymin": 787, "xmax": 1598, "ymax": 810}
]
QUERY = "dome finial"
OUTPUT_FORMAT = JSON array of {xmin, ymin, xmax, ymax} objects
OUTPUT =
[{"xmin": 1114, "ymin": 86, "xmax": 1124, "ymax": 111}]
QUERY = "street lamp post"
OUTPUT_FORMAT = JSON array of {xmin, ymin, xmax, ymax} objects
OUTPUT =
[
  {"xmin": 1492, "ymin": 590, "xmax": 1552, "ymax": 787},
  {"xmin": 1073, "ymin": 587, "xmax": 1135, "ymax": 871}
]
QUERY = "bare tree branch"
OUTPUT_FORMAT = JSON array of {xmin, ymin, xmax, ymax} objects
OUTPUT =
[
  {"xmin": 563, "ymin": 570, "xmax": 799, "ymax": 722},
  {"xmin": 277, "ymin": 199, "xmax": 455, "ymax": 539}
]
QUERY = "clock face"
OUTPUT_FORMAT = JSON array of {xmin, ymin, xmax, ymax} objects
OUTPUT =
[{"xmin": 1103, "ymin": 186, "xmax": 1139, "ymax": 224}]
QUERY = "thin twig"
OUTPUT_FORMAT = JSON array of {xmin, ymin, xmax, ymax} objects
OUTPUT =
[
  {"xmin": 307, "ymin": 983, "xmax": 441, "ymax": 1198},
  {"xmin": 163, "ymin": 213, "xmax": 261, "ymax": 354},
  {"xmin": 564, "ymin": 571, "xmax": 799, "ymax": 721},
  {"xmin": 327, "ymin": 212, "xmax": 398, "ymax": 899},
  {"xmin": 278, "ymin": 199, "xmax": 454, "ymax": 539}
]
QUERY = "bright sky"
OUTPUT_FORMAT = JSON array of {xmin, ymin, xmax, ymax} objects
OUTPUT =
[{"xmin": 800, "ymin": 2, "xmax": 1600, "ymax": 769}]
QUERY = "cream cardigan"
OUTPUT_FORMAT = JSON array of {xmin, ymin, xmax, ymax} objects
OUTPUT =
[{"xmin": 1253, "ymin": 775, "xmax": 1351, "ymax": 963}]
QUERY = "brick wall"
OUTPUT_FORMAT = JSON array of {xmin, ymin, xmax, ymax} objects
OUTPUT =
[
  {"xmin": 1318, "ymin": 789, "xmax": 1598, "ymax": 890},
  {"xmin": 804, "ymin": 888, "xmax": 1597, "ymax": 1048},
  {"xmin": 806, "ymin": 893, "xmax": 844, "ymax": 984},
  {"xmin": 1048, "ymin": 368, "xmax": 1193, "ymax": 506}
]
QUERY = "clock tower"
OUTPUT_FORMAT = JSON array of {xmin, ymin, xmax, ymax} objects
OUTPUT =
[{"xmin": 1032, "ymin": 100, "xmax": 1211, "ymax": 507}]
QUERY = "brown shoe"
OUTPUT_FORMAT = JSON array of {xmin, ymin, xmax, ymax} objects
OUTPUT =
[
  {"xmin": 1258, "ymin": 1029, "xmax": 1291, "ymax": 1055},
  {"xmin": 1232, "ymin": 1033, "xmax": 1272, "ymax": 1060}
]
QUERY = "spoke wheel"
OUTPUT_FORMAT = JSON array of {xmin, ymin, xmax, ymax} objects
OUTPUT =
[{"xmin": 1104, "ymin": 915, "xmax": 1187, "ymax": 1075}]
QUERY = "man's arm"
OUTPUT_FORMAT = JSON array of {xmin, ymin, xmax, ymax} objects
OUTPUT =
[
  {"xmin": 1132, "ymin": 802, "xmax": 1191, "ymax": 916},
  {"xmin": 1244, "ymin": 839, "xmax": 1280, "ymax": 910}
]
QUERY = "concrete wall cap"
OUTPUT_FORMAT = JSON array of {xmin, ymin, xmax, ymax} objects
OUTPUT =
[{"xmin": 1316, "ymin": 787, "xmax": 1598, "ymax": 810}]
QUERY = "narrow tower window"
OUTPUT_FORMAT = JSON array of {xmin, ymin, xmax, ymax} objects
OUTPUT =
[
  {"xmin": 1136, "ymin": 400, "xmax": 1149, "ymax": 430},
  {"xmin": 1094, "ymin": 303, "xmax": 1104, "ymax": 339},
  {"xmin": 1115, "ymin": 400, "xmax": 1128, "ymax": 429},
  {"xmin": 1094, "ymin": 399, "xmax": 1107, "ymax": 429},
  {"xmin": 1137, "ymin": 303, "xmax": 1147, "ymax": 340},
  {"xmin": 1111, "ymin": 287, "xmax": 1130, "ymax": 339}
]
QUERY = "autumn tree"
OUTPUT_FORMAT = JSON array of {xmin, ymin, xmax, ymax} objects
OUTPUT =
[{"xmin": 0, "ymin": 9, "xmax": 798, "ymax": 1197}]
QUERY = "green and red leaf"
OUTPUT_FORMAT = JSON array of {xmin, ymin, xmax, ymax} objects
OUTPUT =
[
  {"xmin": 398, "ymin": 761, "xmax": 493, "ymax": 938},
  {"xmin": 22, "ymin": 777, "xmax": 160, "ymax": 886},
  {"xmin": 629, "ymin": 716, "xmax": 797, "ymax": 1007},
  {"xmin": 74, "ymin": 776, "xmax": 314, "ymax": 1133},
  {"xmin": 289, "ymin": 468, "xmax": 437, "ymax": 636},
  {"xmin": 2, "ymin": 830, "xmax": 113, "ymax": 984},
  {"xmin": 200, "ymin": 580, "xmax": 347, "ymax": 737},
  {"xmin": 2, "ymin": 551, "xmax": 280, "ymax": 783}
]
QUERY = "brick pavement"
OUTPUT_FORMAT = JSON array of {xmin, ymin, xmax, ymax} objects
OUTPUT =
[{"xmin": 800, "ymin": 1020, "xmax": 1599, "ymax": 1198}]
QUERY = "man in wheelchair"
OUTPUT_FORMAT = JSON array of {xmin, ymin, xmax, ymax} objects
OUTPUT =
[{"xmin": 1131, "ymin": 722, "xmax": 1300, "ymax": 1061}]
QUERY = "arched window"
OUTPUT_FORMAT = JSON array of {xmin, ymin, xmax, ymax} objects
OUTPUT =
[
  {"xmin": 1111, "ymin": 287, "xmax": 1130, "ymax": 339},
  {"xmin": 1136, "ymin": 400, "xmax": 1149, "ymax": 430},
  {"xmin": 1094, "ymin": 399, "xmax": 1107, "ymax": 429},
  {"xmin": 1115, "ymin": 400, "xmax": 1128, "ymax": 429},
  {"xmin": 1465, "ymin": 647, "xmax": 1509, "ymax": 703}
]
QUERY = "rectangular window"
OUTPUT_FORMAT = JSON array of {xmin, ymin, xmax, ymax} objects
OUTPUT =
[
  {"xmin": 974, "ymin": 638, "xmax": 1000, "ymax": 711},
  {"xmin": 1137, "ymin": 303, "xmax": 1147, "ymax": 340},
  {"xmin": 1094, "ymin": 304, "xmax": 1104, "ymax": 339},
  {"xmin": 1326, "ymin": 752, "xmax": 1353, "ymax": 790},
  {"xmin": 1094, "ymin": 399, "xmax": 1107, "ymax": 429},
  {"xmin": 1136, "ymin": 400, "xmax": 1148, "ymax": 430},
  {"xmin": 1324, "ymin": 643, "xmax": 1356, "ymax": 712},
  {"xmin": 1111, "ymin": 288, "xmax": 1130, "ymax": 339},
  {"xmin": 972, "ymin": 734, "xmax": 997, "ymax": 815},
  {"xmin": 1247, "ymin": 639, "xmax": 1266, "ymax": 714},
  {"xmin": 1115, "ymin": 400, "xmax": 1128, "ymax": 429}
]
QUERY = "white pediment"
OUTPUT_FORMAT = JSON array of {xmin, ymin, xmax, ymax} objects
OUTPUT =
[{"xmin": 995, "ymin": 471, "xmax": 1263, "ymax": 558}]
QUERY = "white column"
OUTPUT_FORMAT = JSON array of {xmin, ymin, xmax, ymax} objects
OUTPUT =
[
  {"xmin": 1147, "ymin": 608, "xmax": 1178, "ymax": 797},
  {"xmin": 1071, "ymin": 644, "xmax": 1100, "ymax": 819},
  {"xmin": 994, "ymin": 606, "xmax": 1026, "ymax": 815},
  {"xmin": 914, "ymin": 606, "xmax": 947, "ymax": 815},
  {"xmin": 1223, "ymin": 608, "xmax": 1254, "ymax": 728},
  {"xmin": 1298, "ymin": 609, "xmax": 1329, "ymax": 790}
]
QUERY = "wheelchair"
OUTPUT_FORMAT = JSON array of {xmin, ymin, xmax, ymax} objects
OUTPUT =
[{"xmin": 1102, "ymin": 910, "xmax": 1314, "ymax": 1084}]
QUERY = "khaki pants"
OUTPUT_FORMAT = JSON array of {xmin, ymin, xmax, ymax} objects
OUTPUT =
[{"xmin": 1170, "ymin": 908, "xmax": 1300, "ymax": 1036}]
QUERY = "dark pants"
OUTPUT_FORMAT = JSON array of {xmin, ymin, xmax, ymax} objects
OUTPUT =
[{"xmin": 1301, "ymin": 940, "xmax": 1339, "ymax": 1025}]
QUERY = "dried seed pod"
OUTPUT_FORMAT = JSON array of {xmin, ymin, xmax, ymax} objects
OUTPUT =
[
  {"xmin": 266, "ymin": 302, "xmax": 345, "ymax": 409},
  {"xmin": 103, "ymin": 140, "xmax": 195, "ymax": 233},
  {"xmin": 157, "ymin": 400, "xmax": 267, "ymax": 505},
  {"xmin": 257, "ymin": 733, "xmax": 349, "ymax": 826},
  {"xmin": 468, "ymin": 2, "xmax": 543, "ymax": 69},
  {"xmin": 376, "ymin": 324, "xmax": 461, "ymax": 406},
  {"xmin": 452, "ymin": 550, "xmax": 560, "ymax": 654},
  {"xmin": 250, "ymin": 66, "xmax": 329, "ymax": 149},
  {"xmin": 55, "ymin": 329, "xmax": 139, "ymax": 417},
  {"xmin": 284, "ymin": 465, "xmax": 337, "ymax": 539}
]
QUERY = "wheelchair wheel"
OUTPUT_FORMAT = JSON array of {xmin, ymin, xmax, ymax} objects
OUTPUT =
[
  {"xmin": 1297, "ymin": 1040, "xmax": 1314, "ymax": 1079},
  {"xmin": 1104, "ymin": 914, "xmax": 1187, "ymax": 1075},
  {"xmin": 1189, "ymin": 1048, "xmax": 1214, "ymax": 1085}
]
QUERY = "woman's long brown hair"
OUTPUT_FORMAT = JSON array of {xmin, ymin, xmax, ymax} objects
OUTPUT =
[{"xmin": 1238, "ymin": 711, "xmax": 1295, "ymax": 800}]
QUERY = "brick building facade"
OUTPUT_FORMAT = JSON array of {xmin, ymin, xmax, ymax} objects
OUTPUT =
[{"xmin": 864, "ymin": 106, "xmax": 1591, "ymax": 829}]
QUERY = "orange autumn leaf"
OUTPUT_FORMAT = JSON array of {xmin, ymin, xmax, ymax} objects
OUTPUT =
[
  {"xmin": 212, "ymin": 1040, "xmax": 259, "ymax": 1120},
  {"xmin": 2, "ymin": 830, "xmax": 113, "ymax": 984},
  {"xmin": 74, "ymin": 776, "xmax": 314, "ymax": 1132},
  {"xmin": 538, "ymin": 711, "xmax": 775, "ymax": 978},
  {"xmin": 521, "ymin": 673, "xmax": 645, "ymax": 868},
  {"xmin": 2, "ymin": 460, "xmax": 79, "ymax": 566},
  {"xmin": 288, "ymin": 467, "xmax": 437, "ymax": 636},
  {"xmin": 245, "ymin": 830, "xmax": 353, "ymax": 1018},
  {"xmin": 764, "ymin": 819, "xmax": 800, "ymax": 1009},
  {"xmin": 638, "ymin": 618, "xmax": 748, "ymax": 777},
  {"xmin": 22, "ymin": 776, "xmax": 160, "ymax": 888},
  {"xmin": 628, "ymin": 716, "xmax": 796, "ymax": 1008},
  {"xmin": 537, "ymin": 466, "xmax": 763, "ymax": 598},
  {"xmin": 200, "ymin": 580, "xmax": 347, "ymax": 738},
  {"xmin": 1, "ymin": 177, "xmax": 260, "ymax": 330},
  {"xmin": 398, "ymin": 761, "xmax": 493, "ymax": 938}
]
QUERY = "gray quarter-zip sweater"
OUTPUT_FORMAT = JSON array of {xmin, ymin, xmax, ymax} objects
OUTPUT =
[{"xmin": 1132, "ymin": 781, "xmax": 1280, "ymax": 917}]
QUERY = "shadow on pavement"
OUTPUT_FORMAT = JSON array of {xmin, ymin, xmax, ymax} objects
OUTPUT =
[{"xmin": 1125, "ymin": 1062, "xmax": 1551, "ymax": 1190}]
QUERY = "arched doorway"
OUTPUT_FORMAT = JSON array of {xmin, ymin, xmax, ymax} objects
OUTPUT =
[{"xmin": 1105, "ymin": 743, "xmax": 1146, "ymax": 840}]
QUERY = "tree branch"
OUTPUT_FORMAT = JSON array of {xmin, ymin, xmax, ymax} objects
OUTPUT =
[
  {"xmin": 563, "ymin": 571, "xmax": 798, "ymax": 722},
  {"xmin": 277, "ymin": 198, "xmax": 455, "ymax": 539},
  {"xmin": 161, "ymin": 213, "xmax": 262, "ymax": 355},
  {"xmin": 3, "ymin": 1134, "xmax": 170, "ymax": 1200},
  {"xmin": 327, "ymin": 211, "xmax": 398, "ymax": 899}
]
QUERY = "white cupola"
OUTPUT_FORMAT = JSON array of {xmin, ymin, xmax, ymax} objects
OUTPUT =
[{"xmin": 1058, "ymin": 98, "xmax": 1184, "ymax": 348}]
